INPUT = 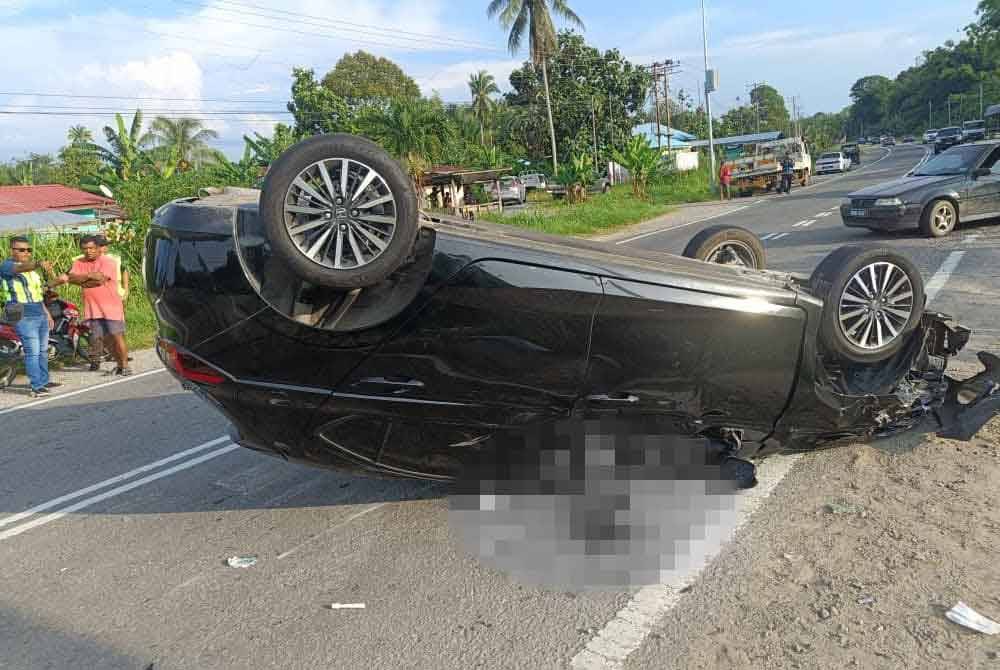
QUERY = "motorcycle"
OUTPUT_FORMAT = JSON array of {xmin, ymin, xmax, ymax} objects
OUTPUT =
[{"xmin": 0, "ymin": 290, "xmax": 91, "ymax": 390}]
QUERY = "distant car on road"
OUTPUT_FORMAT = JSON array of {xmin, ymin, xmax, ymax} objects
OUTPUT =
[
  {"xmin": 881, "ymin": 136, "xmax": 896, "ymax": 146},
  {"xmin": 962, "ymin": 119, "xmax": 987, "ymax": 143},
  {"xmin": 903, "ymin": 135, "xmax": 916, "ymax": 143},
  {"xmin": 924, "ymin": 129, "xmax": 939, "ymax": 144},
  {"xmin": 840, "ymin": 141, "xmax": 1000, "ymax": 238},
  {"xmin": 934, "ymin": 126, "xmax": 964, "ymax": 154},
  {"xmin": 489, "ymin": 177, "xmax": 526, "ymax": 205},
  {"xmin": 815, "ymin": 151, "xmax": 852, "ymax": 174},
  {"xmin": 519, "ymin": 173, "xmax": 547, "ymax": 190},
  {"xmin": 841, "ymin": 142, "xmax": 861, "ymax": 166}
]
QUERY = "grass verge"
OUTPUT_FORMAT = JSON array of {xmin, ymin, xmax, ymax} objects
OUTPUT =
[{"xmin": 484, "ymin": 166, "xmax": 716, "ymax": 236}]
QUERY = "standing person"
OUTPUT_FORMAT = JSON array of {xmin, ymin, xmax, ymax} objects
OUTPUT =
[
  {"xmin": 779, "ymin": 152, "xmax": 795, "ymax": 194},
  {"xmin": 70, "ymin": 235, "xmax": 129, "ymax": 370},
  {"xmin": 718, "ymin": 162, "xmax": 732, "ymax": 201},
  {"xmin": 54, "ymin": 236, "xmax": 132, "ymax": 376},
  {"xmin": 0, "ymin": 236, "xmax": 59, "ymax": 396}
]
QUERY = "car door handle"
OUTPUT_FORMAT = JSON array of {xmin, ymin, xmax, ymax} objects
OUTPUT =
[
  {"xmin": 587, "ymin": 393, "xmax": 640, "ymax": 403},
  {"xmin": 357, "ymin": 376, "xmax": 425, "ymax": 388}
]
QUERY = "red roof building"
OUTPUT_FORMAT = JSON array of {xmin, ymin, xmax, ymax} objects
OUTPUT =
[{"xmin": 0, "ymin": 184, "xmax": 114, "ymax": 216}]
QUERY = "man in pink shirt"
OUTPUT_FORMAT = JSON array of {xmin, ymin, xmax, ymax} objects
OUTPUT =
[{"xmin": 54, "ymin": 235, "xmax": 131, "ymax": 376}]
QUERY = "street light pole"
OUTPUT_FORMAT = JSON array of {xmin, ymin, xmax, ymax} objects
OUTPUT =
[{"xmin": 701, "ymin": 0, "xmax": 716, "ymax": 184}]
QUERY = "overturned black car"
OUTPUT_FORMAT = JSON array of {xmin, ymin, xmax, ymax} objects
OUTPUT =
[{"xmin": 145, "ymin": 134, "xmax": 1000, "ymax": 486}]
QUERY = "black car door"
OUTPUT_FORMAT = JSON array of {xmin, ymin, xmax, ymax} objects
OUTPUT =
[
  {"xmin": 314, "ymin": 259, "xmax": 603, "ymax": 478},
  {"xmin": 965, "ymin": 146, "xmax": 1000, "ymax": 220},
  {"xmin": 584, "ymin": 275, "xmax": 806, "ymax": 439}
]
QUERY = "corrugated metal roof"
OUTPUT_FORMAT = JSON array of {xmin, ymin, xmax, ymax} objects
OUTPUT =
[
  {"xmin": 632, "ymin": 123, "xmax": 698, "ymax": 143},
  {"xmin": 687, "ymin": 131, "xmax": 783, "ymax": 148},
  {"xmin": 986, "ymin": 103, "xmax": 1000, "ymax": 118},
  {"xmin": 0, "ymin": 184, "xmax": 113, "ymax": 215},
  {"xmin": 0, "ymin": 210, "xmax": 98, "ymax": 234}
]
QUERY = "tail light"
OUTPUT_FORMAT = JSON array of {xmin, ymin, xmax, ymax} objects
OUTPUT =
[
  {"xmin": 65, "ymin": 307, "xmax": 79, "ymax": 319},
  {"xmin": 160, "ymin": 341, "xmax": 226, "ymax": 385}
]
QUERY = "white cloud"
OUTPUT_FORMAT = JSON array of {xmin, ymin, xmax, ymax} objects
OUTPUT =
[{"xmin": 415, "ymin": 59, "xmax": 522, "ymax": 102}]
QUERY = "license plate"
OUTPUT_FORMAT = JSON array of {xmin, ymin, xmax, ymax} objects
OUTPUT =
[{"xmin": 850, "ymin": 208, "xmax": 867, "ymax": 217}]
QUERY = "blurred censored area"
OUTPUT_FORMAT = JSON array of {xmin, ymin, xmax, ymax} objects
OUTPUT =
[{"xmin": 448, "ymin": 417, "xmax": 743, "ymax": 591}]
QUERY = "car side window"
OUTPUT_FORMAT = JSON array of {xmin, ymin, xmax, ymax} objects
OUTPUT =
[{"xmin": 982, "ymin": 147, "xmax": 1000, "ymax": 174}]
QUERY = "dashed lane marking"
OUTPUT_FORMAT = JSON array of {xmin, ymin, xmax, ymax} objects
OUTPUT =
[{"xmin": 793, "ymin": 220, "xmax": 815, "ymax": 228}]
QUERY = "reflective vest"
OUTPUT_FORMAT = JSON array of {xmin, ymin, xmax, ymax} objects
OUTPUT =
[{"xmin": 1, "ymin": 264, "xmax": 44, "ymax": 305}]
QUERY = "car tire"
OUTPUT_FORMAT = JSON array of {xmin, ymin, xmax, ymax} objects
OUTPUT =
[
  {"xmin": 809, "ymin": 246, "xmax": 925, "ymax": 365},
  {"xmin": 259, "ymin": 133, "xmax": 420, "ymax": 289},
  {"xmin": 682, "ymin": 225, "xmax": 766, "ymax": 269},
  {"xmin": 0, "ymin": 363, "xmax": 15, "ymax": 389},
  {"xmin": 919, "ymin": 199, "xmax": 958, "ymax": 238}
]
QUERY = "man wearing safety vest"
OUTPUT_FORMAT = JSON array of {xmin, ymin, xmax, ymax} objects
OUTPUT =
[{"xmin": 0, "ymin": 236, "xmax": 59, "ymax": 396}]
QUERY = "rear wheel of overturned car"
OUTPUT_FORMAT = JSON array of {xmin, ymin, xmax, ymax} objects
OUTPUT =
[
  {"xmin": 682, "ymin": 225, "xmax": 767, "ymax": 270},
  {"xmin": 259, "ymin": 133, "xmax": 420, "ymax": 289},
  {"xmin": 919, "ymin": 199, "xmax": 957, "ymax": 238},
  {"xmin": 810, "ymin": 246, "xmax": 925, "ymax": 365}
]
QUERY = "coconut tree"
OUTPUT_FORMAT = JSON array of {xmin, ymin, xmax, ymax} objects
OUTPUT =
[
  {"xmin": 67, "ymin": 125, "xmax": 93, "ymax": 146},
  {"xmin": 487, "ymin": 0, "xmax": 584, "ymax": 173},
  {"xmin": 468, "ymin": 70, "xmax": 500, "ymax": 148},
  {"xmin": 145, "ymin": 117, "xmax": 220, "ymax": 168},
  {"xmin": 360, "ymin": 98, "xmax": 450, "ymax": 186}
]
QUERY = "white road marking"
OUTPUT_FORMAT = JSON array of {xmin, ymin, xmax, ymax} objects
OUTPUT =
[
  {"xmin": 772, "ymin": 233, "xmax": 790, "ymax": 240},
  {"xmin": 0, "ymin": 435, "xmax": 231, "ymax": 529},
  {"xmin": 0, "ymin": 443, "xmax": 239, "ymax": 542},
  {"xmin": 276, "ymin": 502, "xmax": 389, "ymax": 560},
  {"xmin": 572, "ymin": 247, "xmax": 964, "ymax": 670},
  {"xmin": 925, "ymin": 251, "xmax": 966, "ymax": 303},
  {"xmin": 0, "ymin": 368, "xmax": 166, "ymax": 417},
  {"xmin": 814, "ymin": 212, "xmax": 833, "ymax": 218},
  {"xmin": 963, "ymin": 234, "xmax": 981, "ymax": 244},
  {"xmin": 571, "ymin": 455, "xmax": 802, "ymax": 670},
  {"xmin": 828, "ymin": 206, "xmax": 840, "ymax": 211},
  {"xmin": 793, "ymin": 220, "xmax": 815, "ymax": 228},
  {"xmin": 614, "ymin": 204, "xmax": 759, "ymax": 245}
]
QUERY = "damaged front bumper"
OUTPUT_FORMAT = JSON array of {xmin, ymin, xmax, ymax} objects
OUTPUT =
[{"xmin": 760, "ymin": 313, "xmax": 1000, "ymax": 455}]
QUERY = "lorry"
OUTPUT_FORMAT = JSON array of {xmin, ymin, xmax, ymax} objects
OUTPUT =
[{"xmin": 723, "ymin": 137, "xmax": 812, "ymax": 196}]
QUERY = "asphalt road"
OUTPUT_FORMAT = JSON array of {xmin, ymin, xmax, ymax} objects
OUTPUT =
[{"xmin": 1, "ymin": 142, "xmax": 998, "ymax": 670}]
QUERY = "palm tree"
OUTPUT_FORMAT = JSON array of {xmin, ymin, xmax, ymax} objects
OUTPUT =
[
  {"xmin": 145, "ymin": 117, "xmax": 220, "ymax": 168},
  {"xmin": 67, "ymin": 125, "xmax": 93, "ymax": 146},
  {"xmin": 360, "ymin": 99, "xmax": 450, "ymax": 186},
  {"xmin": 487, "ymin": 0, "xmax": 584, "ymax": 172},
  {"xmin": 468, "ymin": 70, "xmax": 500, "ymax": 148},
  {"xmin": 83, "ymin": 110, "xmax": 152, "ymax": 181}
]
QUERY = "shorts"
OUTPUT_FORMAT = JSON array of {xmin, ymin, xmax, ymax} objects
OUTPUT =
[{"xmin": 87, "ymin": 318, "xmax": 126, "ymax": 337}]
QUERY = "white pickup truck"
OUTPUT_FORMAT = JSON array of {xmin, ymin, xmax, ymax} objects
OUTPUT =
[{"xmin": 723, "ymin": 137, "xmax": 812, "ymax": 196}]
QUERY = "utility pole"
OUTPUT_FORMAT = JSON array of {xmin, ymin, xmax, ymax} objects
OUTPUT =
[
  {"xmin": 652, "ymin": 63, "xmax": 663, "ymax": 151},
  {"xmin": 747, "ymin": 82, "xmax": 763, "ymax": 134},
  {"xmin": 701, "ymin": 0, "xmax": 716, "ymax": 184},
  {"xmin": 591, "ymin": 96, "xmax": 599, "ymax": 169},
  {"xmin": 928, "ymin": 100, "xmax": 932, "ymax": 128},
  {"xmin": 981, "ymin": 82, "xmax": 985, "ymax": 118}
]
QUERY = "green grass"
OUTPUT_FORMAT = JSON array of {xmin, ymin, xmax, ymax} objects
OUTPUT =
[
  {"xmin": 2, "ymin": 232, "xmax": 157, "ymax": 352},
  {"xmin": 484, "ymin": 166, "xmax": 717, "ymax": 236}
]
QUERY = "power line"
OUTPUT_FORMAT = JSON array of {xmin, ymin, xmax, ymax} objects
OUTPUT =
[{"xmin": 185, "ymin": 0, "xmax": 502, "ymax": 52}]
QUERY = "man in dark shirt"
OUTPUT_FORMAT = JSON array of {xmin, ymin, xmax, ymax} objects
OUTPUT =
[{"xmin": 779, "ymin": 153, "xmax": 795, "ymax": 194}]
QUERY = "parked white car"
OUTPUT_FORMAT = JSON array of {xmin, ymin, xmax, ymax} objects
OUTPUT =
[
  {"xmin": 519, "ymin": 173, "xmax": 547, "ymax": 190},
  {"xmin": 489, "ymin": 176, "xmax": 526, "ymax": 204},
  {"xmin": 815, "ymin": 151, "xmax": 852, "ymax": 174}
]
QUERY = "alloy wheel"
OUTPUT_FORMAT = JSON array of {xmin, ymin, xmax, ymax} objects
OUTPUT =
[
  {"xmin": 837, "ymin": 261, "xmax": 914, "ymax": 351},
  {"xmin": 932, "ymin": 202, "xmax": 955, "ymax": 234},
  {"xmin": 282, "ymin": 158, "xmax": 398, "ymax": 270},
  {"xmin": 705, "ymin": 241, "xmax": 759, "ymax": 268}
]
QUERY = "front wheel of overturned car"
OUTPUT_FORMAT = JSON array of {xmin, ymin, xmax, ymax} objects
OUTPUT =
[
  {"xmin": 259, "ymin": 133, "xmax": 420, "ymax": 289},
  {"xmin": 810, "ymin": 246, "xmax": 926, "ymax": 365},
  {"xmin": 682, "ymin": 225, "xmax": 766, "ymax": 270}
]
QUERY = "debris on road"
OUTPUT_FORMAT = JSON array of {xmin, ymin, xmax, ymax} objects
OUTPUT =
[
  {"xmin": 945, "ymin": 602, "xmax": 1000, "ymax": 635},
  {"xmin": 225, "ymin": 555, "xmax": 258, "ymax": 569},
  {"xmin": 329, "ymin": 603, "xmax": 366, "ymax": 610},
  {"xmin": 826, "ymin": 502, "xmax": 864, "ymax": 515},
  {"xmin": 857, "ymin": 595, "xmax": 876, "ymax": 606}
]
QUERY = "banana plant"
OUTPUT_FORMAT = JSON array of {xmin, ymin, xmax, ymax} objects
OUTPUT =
[
  {"xmin": 612, "ymin": 135, "xmax": 663, "ymax": 199},
  {"xmin": 557, "ymin": 153, "xmax": 593, "ymax": 203}
]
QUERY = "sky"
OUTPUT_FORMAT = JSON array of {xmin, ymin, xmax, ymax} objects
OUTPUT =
[{"xmin": 0, "ymin": 0, "xmax": 982, "ymax": 159}]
